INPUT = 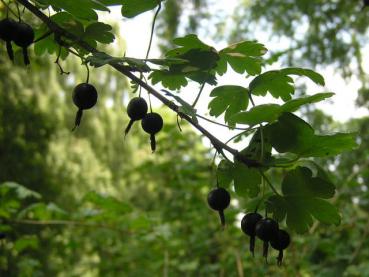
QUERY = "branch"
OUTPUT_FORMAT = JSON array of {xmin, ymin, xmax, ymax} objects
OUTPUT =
[
  {"xmin": 16, "ymin": 0, "xmax": 260, "ymax": 167},
  {"xmin": 8, "ymin": 219, "xmax": 129, "ymax": 234}
]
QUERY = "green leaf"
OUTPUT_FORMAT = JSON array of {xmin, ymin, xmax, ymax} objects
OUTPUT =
[
  {"xmin": 161, "ymin": 35, "xmax": 219, "ymax": 85},
  {"xmin": 121, "ymin": 0, "xmax": 162, "ymax": 18},
  {"xmin": 46, "ymin": 0, "xmax": 110, "ymax": 21},
  {"xmin": 149, "ymin": 70, "xmax": 188, "ymax": 90},
  {"xmin": 14, "ymin": 236, "xmax": 39, "ymax": 253},
  {"xmin": 84, "ymin": 22, "xmax": 115, "ymax": 44},
  {"xmin": 84, "ymin": 191, "xmax": 132, "ymax": 214},
  {"xmin": 208, "ymin": 85, "xmax": 249, "ymax": 123},
  {"xmin": 230, "ymin": 104, "xmax": 281, "ymax": 126},
  {"xmin": 233, "ymin": 161, "xmax": 261, "ymax": 197},
  {"xmin": 167, "ymin": 34, "xmax": 214, "ymax": 56},
  {"xmin": 217, "ymin": 160, "xmax": 233, "ymax": 188},
  {"xmin": 230, "ymin": 93, "xmax": 334, "ymax": 126},
  {"xmin": 249, "ymin": 68, "xmax": 325, "ymax": 101},
  {"xmin": 217, "ymin": 41, "xmax": 267, "ymax": 76},
  {"xmin": 266, "ymin": 167, "xmax": 340, "ymax": 233},
  {"xmin": 17, "ymin": 203, "xmax": 67, "ymax": 220},
  {"xmin": 239, "ymin": 129, "xmax": 272, "ymax": 165},
  {"xmin": 0, "ymin": 182, "xmax": 41, "ymax": 199},
  {"xmin": 280, "ymin": 68, "xmax": 325, "ymax": 86},
  {"xmin": 266, "ymin": 112, "xmax": 357, "ymax": 157}
]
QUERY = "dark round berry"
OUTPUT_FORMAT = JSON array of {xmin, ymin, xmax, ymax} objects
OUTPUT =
[
  {"xmin": 0, "ymin": 18, "xmax": 17, "ymax": 61},
  {"xmin": 0, "ymin": 233, "xmax": 6, "ymax": 240},
  {"xmin": 241, "ymin": 212, "xmax": 262, "ymax": 256},
  {"xmin": 207, "ymin": 187, "xmax": 231, "ymax": 211},
  {"xmin": 270, "ymin": 229, "xmax": 291, "ymax": 266},
  {"xmin": 71, "ymin": 83, "xmax": 98, "ymax": 131},
  {"xmin": 127, "ymin": 97, "xmax": 148, "ymax": 120},
  {"xmin": 270, "ymin": 229, "xmax": 290, "ymax": 250},
  {"xmin": 141, "ymin": 112, "xmax": 163, "ymax": 152},
  {"xmin": 255, "ymin": 218, "xmax": 279, "ymax": 242},
  {"xmin": 72, "ymin": 83, "xmax": 98, "ymax": 110},
  {"xmin": 13, "ymin": 22, "xmax": 34, "ymax": 48},
  {"xmin": 13, "ymin": 22, "xmax": 34, "ymax": 65},
  {"xmin": 207, "ymin": 187, "xmax": 231, "ymax": 227},
  {"xmin": 0, "ymin": 18, "xmax": 16, "ymax": 41},
  {"xmin": 124, "ymin": 97, "xmax": 148, "ymax": 136},
  {"xmin": 255, "ymin": 218, "xmax": 279, "ymax": 259},
  {"xmin": 241, "ymin": 212, "xmax": 263, "ymax": 236},
  {"xmin": 141, "ymin": 112, "xmax": 163, "ymax": 135}
]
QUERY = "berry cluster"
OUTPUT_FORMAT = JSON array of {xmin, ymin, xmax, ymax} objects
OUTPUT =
[
  {"xmin": 241, "ymin": 212, "xmax": 290, "ymax": 265},
  {"xmin": 125, "ymin": 97, "xmax": 163, "ymax": 152},
  {"xmin": 207, "ymin": 187, "xmax": 290, "ymax": 265},
  {"xmin": 0, "ymin": 18, "xmax": 34, "ymax": 65}
]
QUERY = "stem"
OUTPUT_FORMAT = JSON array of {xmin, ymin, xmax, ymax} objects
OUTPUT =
[
  {"xmin": 145, "ymin": 2, "xmax": 161, "ymax": 60},
  {"xmin": 196, "ymin": 114, "xmax": 253, "ymax": 131},
  {"xmin": 85, "ymin": 63, "xmax": 90, "ymax": 83},
  {"xmin": 225, "ymin": 128, "xmax": 256, "ymax": 145},
  {"xmin": 259, "ymin": 170, "xmax": 280, "ymax": 196},
  {"xmin": 33, "ymin": 30, "xmax": 53, "ymax": 43},
  {"xmin": 192, "ymin": 82, "xmax": 205, "ymax": 108},
  {"xmin": 259, "ymin": 125, "xmax": 264, "ymax": 163},
  {"xmin": 15, "ymin": 1, "xmax": 21, "ymax": 21},
  {"xmin": 16, "ymin": 0, "xmax": 260, "ymax": 168}
]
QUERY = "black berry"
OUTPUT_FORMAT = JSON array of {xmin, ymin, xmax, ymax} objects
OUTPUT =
[
  {"xmin": 13, "ymin": 22, "xmax": 34, "ymax": 65},
  {"xmin": 0, "ymin": 18, "xmax": 17, "ymax": 61},
  {"xmin": 255, "ymin": 218, "xmax": 279, "ymax": 260},
  {"xmin": 0, "ymin": 233, "xmax": 6, "ymax": 240},
  {"xmin": 241, "ymin": 212, "xmax": 262, "ymax": 256},
  {"xmin": 124, "ymin": 97, "xmax": 148, "ymax": 136},
  {"xmin": 270, "ymin": 229, "xmax": 291, "ymax": 266},
  {"xmin": 72, "ymin": 83, "xmax": 98, "ymax": 131},
  {"xmin": 207, "ymin": 187, "xmax": 231, "ymax": 227},
  {"xmin": 141, "ymin": 112, "xmax": 163, "ymax": 152}
]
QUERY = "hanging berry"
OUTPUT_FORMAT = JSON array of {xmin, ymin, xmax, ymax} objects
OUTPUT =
[
  {"xmin": 13, "ymin": 22, "xmax": 34, "ymax": 65},
  {"xmin": 72, "ymin": 83, "xmax": 98, "ymax": 131},
  {"xmin": 125, "ymin": 97, "xmax": 148, "ymax": 136},
  {"xmin": 241, "ymin": 212, "xmax": 263, "ymax": 256},
  {"xmin": 270, "ymin": 229, "xmax": 291, "ymax": 266},
  {"xmin": 141, "ymin": 112, "xmax": 163, "ymax": 152},
  {"xmin": 0, "ymin": 18, "xmax": 17, "ymax": 61},
  {"xmin": 255, "ymin": 218, "xmax": 279, "ymax": 261},
  {"xmin": 207, "ymin": 187, "xmax": 231, "ymax": 227}
]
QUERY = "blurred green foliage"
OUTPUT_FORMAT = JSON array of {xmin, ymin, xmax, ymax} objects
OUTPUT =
[{"xmin": 0, "ymin": 0, "xmax": 369, "ymax": 276}]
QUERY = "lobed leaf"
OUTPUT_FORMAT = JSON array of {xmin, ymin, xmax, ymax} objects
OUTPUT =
[
  {"xmin": 266, "ymin": 167, "xmax": 340, "ymax": 233},
  {"xmin": 208, "ymin": 85, "xmax": 249, "ymax": 123},
  {"xmin": 249, "ymin": 68, "xmax": 325, "ymax": 101},
  {"xmin": 230, "ymin": 93, "xmax": 334, "ymax": 126},
  {"xmin": 217, "ymin": 41, "xmax": 267, "ymax": 76},
  {"xmin": 265, "ymin": 112, "xmax": 357, "ymax": 157},
  {"xmin": 121, "ymin": 0, "xmax": 163, "ymax": 18}
]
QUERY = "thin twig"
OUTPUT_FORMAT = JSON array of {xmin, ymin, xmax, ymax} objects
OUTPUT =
[
  {"xmin": 259, "ymin": 170, "xmax": 280, "ymax": 196},
  {"xmin": 192, "ymin": 82, "xmax": 206, "ymax": 108},
  {"xmin": 55, "ymin": 46, "xmax": 70, "ymax": 75},
  {"xmin": 145, "ymin": 2, "xmax": 161, "ymax": 60},
  {"xmin": 33, "ymin": 30, "xmax": 53, "ymax": 43},
  {"xmin": 196, "ymin": 114, "xmax": 253, "ymax": 131}
]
